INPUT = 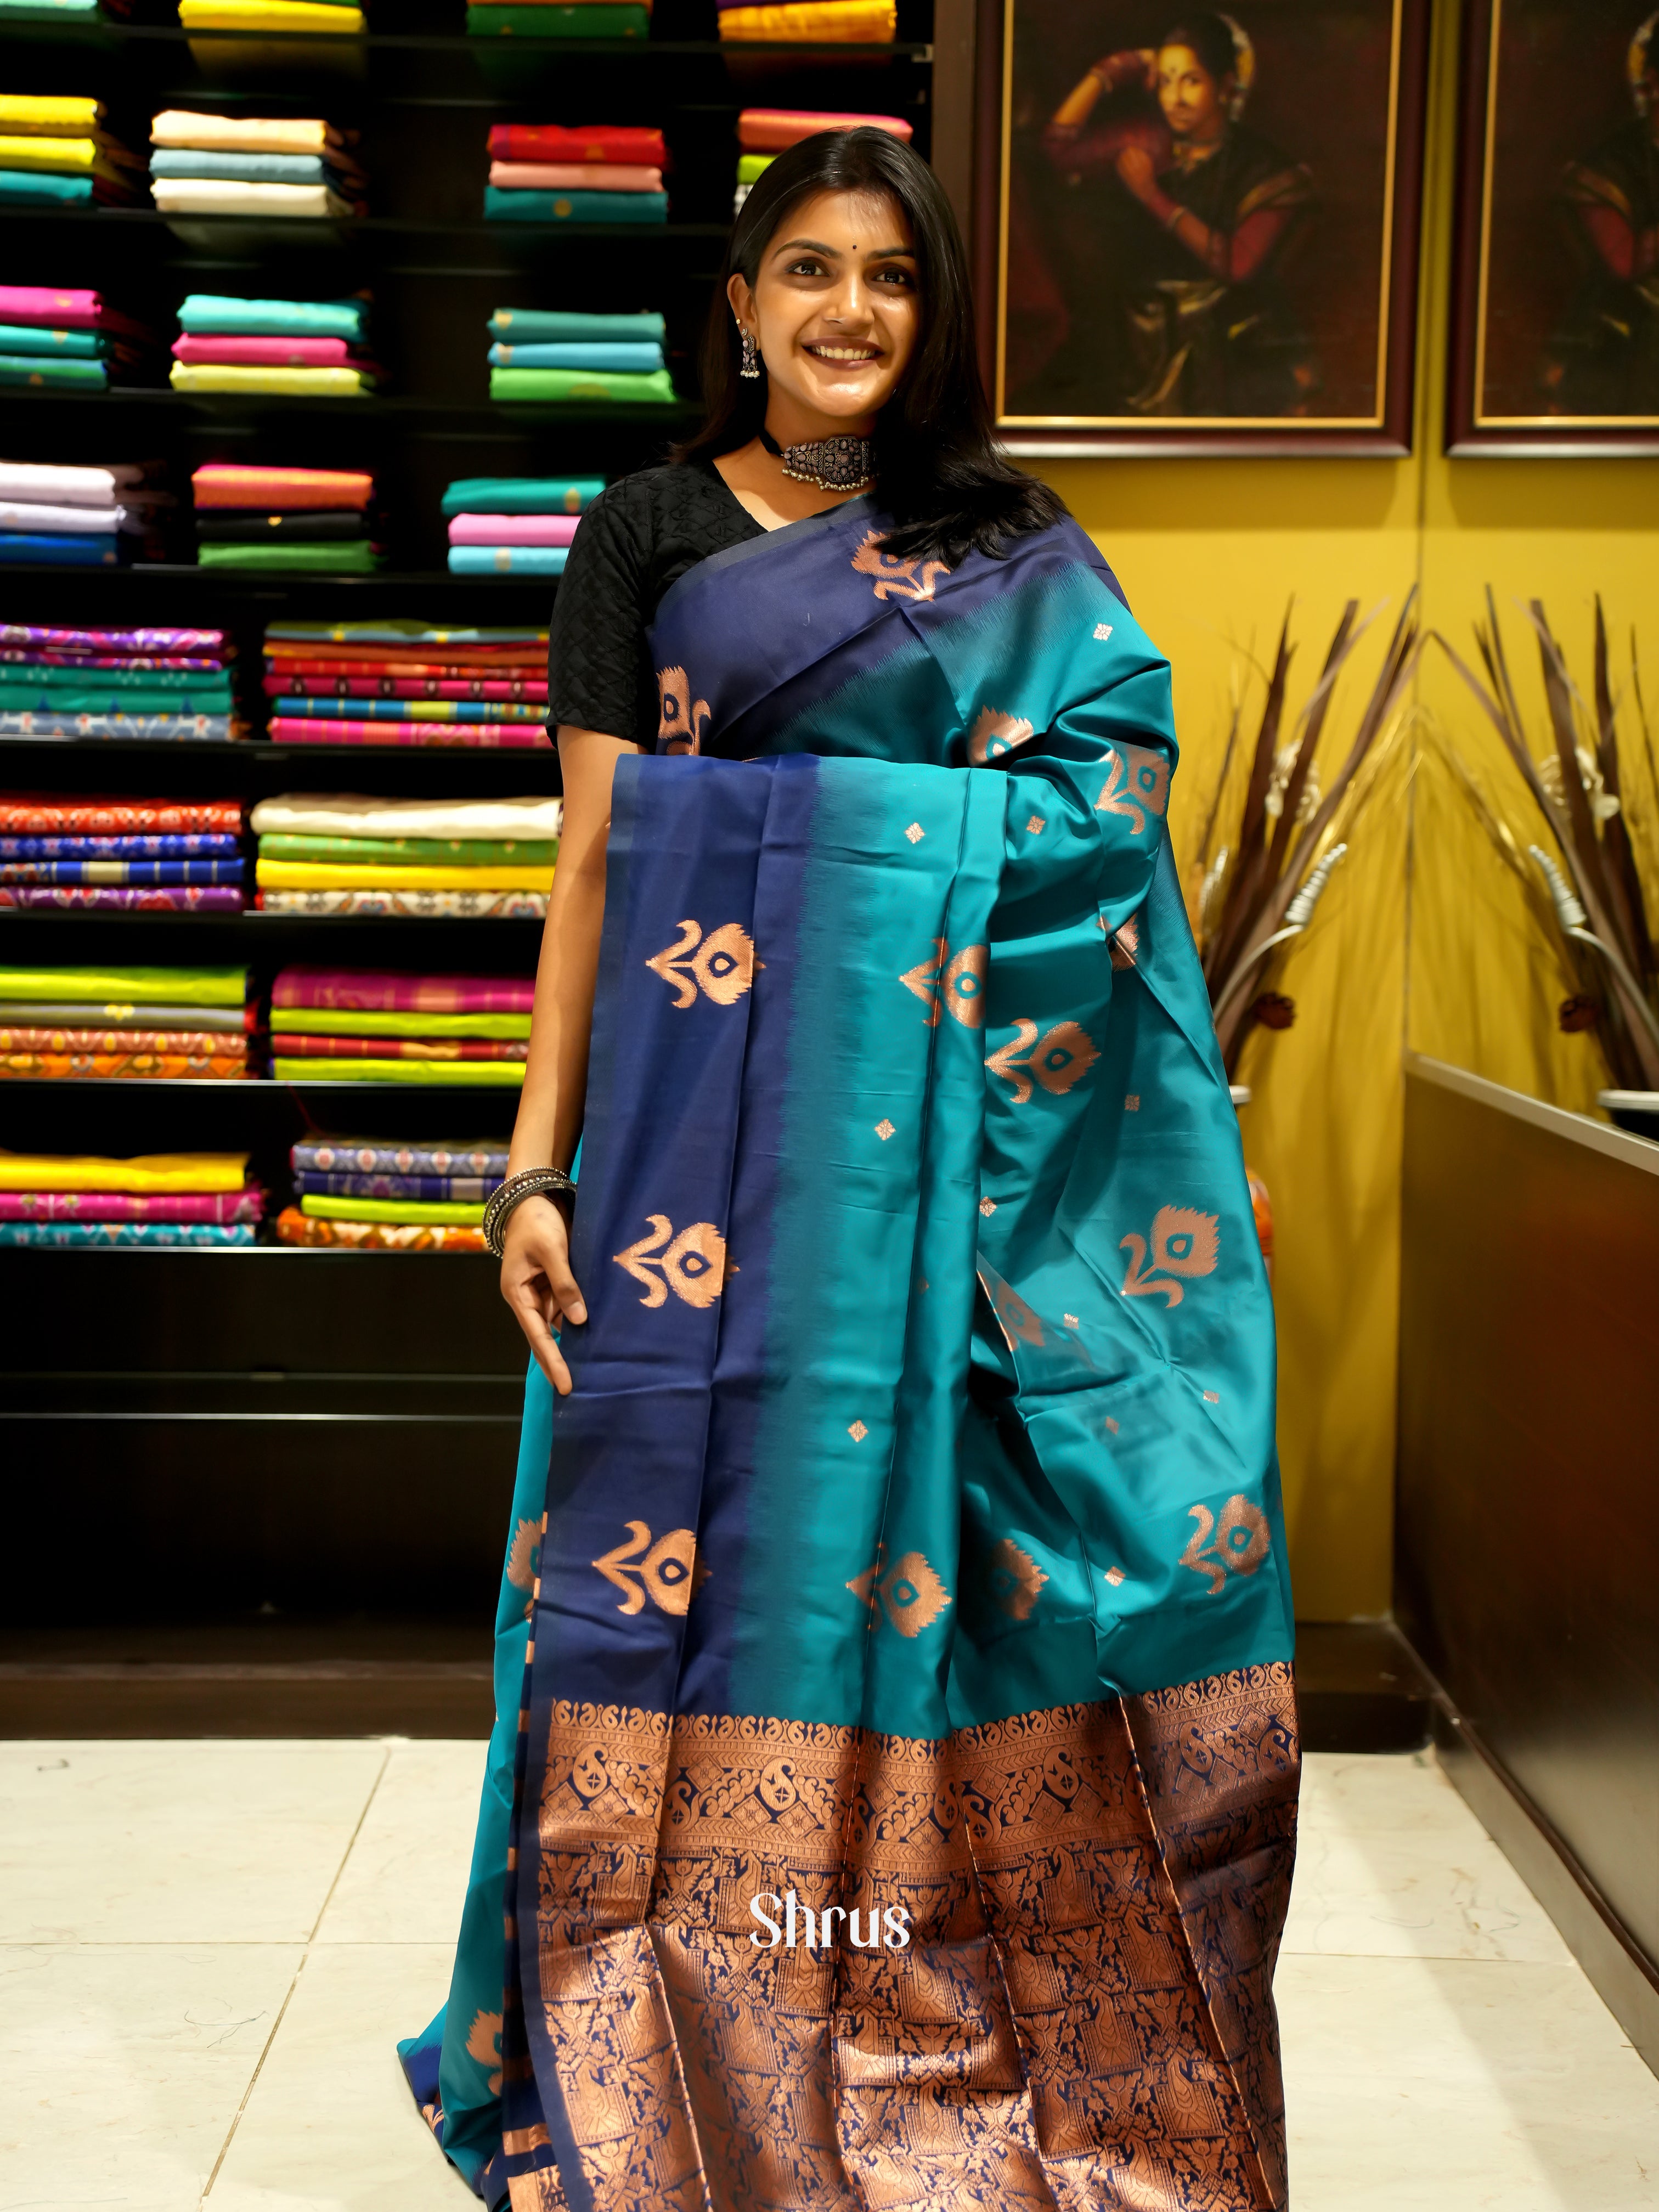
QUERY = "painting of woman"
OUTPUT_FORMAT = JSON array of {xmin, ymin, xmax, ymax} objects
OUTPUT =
[
  {"xmin": 1543, "ymin": 12, "xmax": 1659, "ymax": 415},
  {"xmin": 1038, "ymin": 14, "xmax": 1317, "ymax": 417}
]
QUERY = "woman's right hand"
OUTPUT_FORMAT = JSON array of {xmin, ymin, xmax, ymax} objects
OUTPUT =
[{"xmin": 500, "ymin": 1193, "xmax": 587, "ymax": 1395}]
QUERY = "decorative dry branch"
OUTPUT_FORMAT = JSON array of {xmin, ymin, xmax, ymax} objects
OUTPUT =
[
  {"xmin": 1431, "ymin": 597, "xmax": 1659, "ymax": 1092},
  {"xmin": 1186, "ymin": 597, "xmax": 1418, "ymax": 1077}
]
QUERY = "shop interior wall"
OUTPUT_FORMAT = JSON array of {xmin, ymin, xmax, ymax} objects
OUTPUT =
[{"xmin": 1029, "ymin": 0, "xmax": 1658, "ymax": 1621}]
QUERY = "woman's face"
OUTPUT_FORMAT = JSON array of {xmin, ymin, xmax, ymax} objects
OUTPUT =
[
  {"xmin": 730, "ymin": 188, "xmax": 920, "ymax": 435},
  {"xmin": 1158, "ymin": 43, "xmax": 1228, "ymax": 143}
]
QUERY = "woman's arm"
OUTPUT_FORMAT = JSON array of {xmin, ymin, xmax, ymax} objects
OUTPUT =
[
  {"xmin": 1114, "ymin": 149, "xmax": 1293, "ymax": 280},
  {"xmin": 1045, "ymin": 49, "xmax": 1154, "ymax": 147},
  {"xmin": 500, "ymin": 724, "xmax": 641, "ymax": 1391}
]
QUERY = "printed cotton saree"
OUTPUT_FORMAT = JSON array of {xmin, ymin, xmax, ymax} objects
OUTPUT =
[{"xmin": 402, "ymin": 498, "xmax": 1299, "ymax": 2210}]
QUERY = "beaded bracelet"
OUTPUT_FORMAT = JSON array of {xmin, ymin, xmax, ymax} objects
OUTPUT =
[{"xmin": 483, "ymin": 1166, "xmax": 574, "ymax": 1258}]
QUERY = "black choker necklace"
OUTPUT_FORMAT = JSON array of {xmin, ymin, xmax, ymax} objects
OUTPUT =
[{"xmin": 760, "ymin": 426, "xmax": 874, "ymax": 493}]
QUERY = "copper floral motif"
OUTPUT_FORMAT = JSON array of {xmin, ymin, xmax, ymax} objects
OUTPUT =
[
  {"xmin": 644, "ymin": 918, "xmax": 758, "ymax": 1008},
  {"xmin": 985, "ymin": 1017, "xmax": 1102, "ymax": 1105},
  {"xmin": 1095, "ymin": 744, "xmax": 1172, "ymax": 834},
  {"xmin": 845, "ymin": 1545, "xmax": 954, "ymax": 1638},
  {"xmin": 899, "ymin": 938, "xmax": 989, "ymax": 1030},
  {"xmin": 591, "ymin": 1521, "xmax": 708, "ymax": 1617},
  {"xmin": 1120, "ymin": 1205, "xmax": 1221, "ymax": 1306},
  {"xmin": 612, "ymin": 1215, "xmax": 730, "ymax": 1308}
]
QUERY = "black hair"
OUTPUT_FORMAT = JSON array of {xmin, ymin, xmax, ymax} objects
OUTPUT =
[
  {"xmin": 674, "ymin": 127, "xmax": 1064, "ymax": 568},
  {"xmin": 1159, "ymin": 13, "xmax": 1240, "ymax": 88}
]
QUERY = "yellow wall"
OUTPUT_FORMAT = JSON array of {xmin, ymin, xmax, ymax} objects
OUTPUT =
[{"xmin": 1029, "ymin": 0, "xmax": 1659, "ymax": 1619}]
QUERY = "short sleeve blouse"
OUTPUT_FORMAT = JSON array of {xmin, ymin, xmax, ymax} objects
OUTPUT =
[{"xmin": 545, "ymin": 462, "xmax": 765, "ymax": 749}]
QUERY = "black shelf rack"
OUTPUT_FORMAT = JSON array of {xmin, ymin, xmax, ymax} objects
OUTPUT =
[{"xmin": 0, "ymin": 0, "xmax": 936, "ymax": 1633}]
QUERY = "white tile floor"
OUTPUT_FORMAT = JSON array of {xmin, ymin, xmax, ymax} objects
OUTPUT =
[{"xmin": 2, "ymin": 1740, "xmax": 1655, "ymax": 2211}]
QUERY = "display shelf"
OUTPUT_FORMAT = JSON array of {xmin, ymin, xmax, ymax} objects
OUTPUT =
[
  {"xmin": 0, "ymin": 0, "xmax": 938, "ymax": 1575},
  {"xmin": 10, "ymin": 206, "xmax": 731, "ymax": 241},
  {"xmin": 0, "ymin": 23, "xmax": 933, "ymax": 55}
]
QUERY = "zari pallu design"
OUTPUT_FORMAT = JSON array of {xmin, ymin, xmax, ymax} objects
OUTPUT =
[{"xmin": 408, "ymin": 500, "xmax": 1298, "ymax": 2211}]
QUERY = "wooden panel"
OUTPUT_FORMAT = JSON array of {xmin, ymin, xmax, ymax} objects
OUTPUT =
[{"xmin": 1396, "ymin": 1060, "xmax": 1659, "ymax": 1995}]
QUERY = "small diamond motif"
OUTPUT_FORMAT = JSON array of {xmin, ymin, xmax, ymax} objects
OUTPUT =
[
  {"xmin": 1125, "ymin": 1094, "xmax": 1141, "ymax": 1111},
  {"xmin": 1094, "ymin": 623, "xmax": 1114, "ymax": 641},
  {"xmin": 848, "ymin": 1420, "xmax": 868, "ymax": 1442},
  {"xmin": 978, "ymin": 1197, "xmax": 997, "ymax": 1217},
  {"xmin": 916, "ymin": 1276, "xmax": 929, "ymax": 1293},
  {"xmin": 905, "ymin": 822, "xmax": 925, "ymax": 844},
  {"xmin": 1063, "ymin": 1313, "xmax": 1080, "ymax": 1328},
  {"xmin": 1104, "ymin": 1565, "xmax": 1126, "ymax": 1587},
  {"xmin": 1026, "ymin": 814, "xmax": 1046, "ymax": 835},
  {"xmin": 1203, "ymin": 1390, "xmax": 1220, "ymax": 1404},
  {"xmin": 1105, "ymin": 1416, "xmax": 1120, "ymax": 1435},
  {"xmin": 874, "ymin": 1119, "xmax": 896, "ymax": 1141}
]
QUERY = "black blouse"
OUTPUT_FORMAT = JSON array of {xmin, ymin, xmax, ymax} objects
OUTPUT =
[{"xmin": 545, "ymin": 462, "xmax": 765, "ymax": 749}]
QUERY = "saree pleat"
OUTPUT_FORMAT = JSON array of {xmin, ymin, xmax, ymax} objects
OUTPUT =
[{"xmin": 411, "ymin": 499, "xmax": 1296, "ymax": 2212}]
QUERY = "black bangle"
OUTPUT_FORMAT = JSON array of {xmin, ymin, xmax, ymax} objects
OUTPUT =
[{"xmin": 484, "ymin": 1167, "xmax": 574, "ymax": 1258}]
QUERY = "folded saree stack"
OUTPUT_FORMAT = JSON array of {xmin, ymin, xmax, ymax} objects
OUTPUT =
[
  {"xmin": 0, "ymin": 1148, "xmax": 261, "ymax": 1247},
  {"xmin": 733, "ymin": 105, "xmax": 911, "ymax": 208},
  {"xmin": 259, "ymin": 623, "xmax": 549, "ymax": 747},
  {"xmin": 0, "ymin": 792, "xmax": 245, "ymax": 907},
  {"xmin": 0, "ymin": 97, "xmax": 146, "ymax": 210},
  {"xmin": 484, "ymin": 123, "xmax": 667, "ymax": 226},
  {"xmin": 252, "ymin": 793, "xmax": 560, "ymax": 915},
  {"xmin": 277, "ymin": 1134, "xmax": 507, "ymax": 1249},
  {"xmin": 150, "ymin": 112, "xmax": 365, "ymax": 222},
  {"xmin": 193, "ymin": 464, "xmax": 381, "ymax": 573},
  {"xmin": 466, "ymin": 0, "xmax": 646, "ymax": 41},
  {"xmin": 0, "ymin": 963, "xmax": 250, "ymax": 1077},
  {"xmin": 268, "ymin": 967, "xmax": 534, "ymax": 1083},
  {"xmin": 0, "ymin": 462, "xmax": 172, "ymax": 572},
  {"xmin": 0, "ymin": 287, "xmax": 154, "ymax": 395},
  {"xmin": 0, "ymin": 625, "xmax": 237, "ymax": 741},
  {"xmin": 172, "ymin": 295, "xmax": 377, "ymax": 397},
  {"xmin": 487, "ymin": 307, "xmax": 673, "ymax": 405},
  {"xmin": 442, "ymin": 473, "xmax": 602, "ymax": 577},
  {"xmin": 719, "ymin": 0, "xmax": 894, "ymax": 42}
]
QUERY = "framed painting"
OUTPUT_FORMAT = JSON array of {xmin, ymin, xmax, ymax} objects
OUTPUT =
[
  {"xmin": 1451, "ymin": 0, "xmax": 1659, "ymax": 453},
  {"xmin": 975, "ymin": 0, "xmax": 1431, "ymax": 455}
]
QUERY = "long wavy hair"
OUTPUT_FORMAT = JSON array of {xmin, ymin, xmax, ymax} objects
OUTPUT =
[{"xmin": 674, "ymin": 128, "xmax": 1064, "ymax": 567}]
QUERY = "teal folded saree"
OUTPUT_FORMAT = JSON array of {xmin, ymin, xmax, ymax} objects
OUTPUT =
[{"xmin": 402, "ymin": 499, "xmax": 1297, "ymax": 2212}]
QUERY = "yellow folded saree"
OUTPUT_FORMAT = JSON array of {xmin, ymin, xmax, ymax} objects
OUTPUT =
[
  {"xmin": 0, "ymin": 1149, "xmax": 249, "ymax": 1193},
  {"xmin": 0, "ymin": 95, "xmax": 103, "ymax": 134},
  {"xmin": 178, "ymin": 1, "xmax": 366, "ymax": 30},
  {"xmin": 170, "ymin": 363, "xmax": 372, "ymax": 396},
  {"xmin": 720, "ymin": 0, "xmax": 894, "ymax": 37},
  {"xmin": 257, "ymin": 859, "xmax": 556, "ymax": 890}
]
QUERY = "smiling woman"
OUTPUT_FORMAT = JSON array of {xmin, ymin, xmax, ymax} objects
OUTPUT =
[{"xmin": 399, "ymin": 124, "xmax": 1298, "ymax": 2212}]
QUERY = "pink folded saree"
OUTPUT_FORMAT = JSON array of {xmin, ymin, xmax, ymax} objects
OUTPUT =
[
  {"xmin": 273, "ymin": 968, "xmax": 536, "ymax": 1013},
  {"xmin": 268, "ymin": 718, "xmax": 548, "ymax": 747},
  {"xmin": 172, "ymin": 335, "xmax": 368, "ymax": 368},
  {"xmin": 487, "ymin": 161, "xmax": 662, "ymax": 191},
  {"xmin": 446, "ymin": 514, "xmax": 579, "ymax": 546}
]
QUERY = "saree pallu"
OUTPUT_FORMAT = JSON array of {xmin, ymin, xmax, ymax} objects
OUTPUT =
[{"xmin": 408, "ymin": 501, "xmax": 1297, "ymax": 2212}]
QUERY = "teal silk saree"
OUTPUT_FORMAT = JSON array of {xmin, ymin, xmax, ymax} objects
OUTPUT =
[{"xmin": 403, "ymin": 497, "xmax": 1299, "ymax": 2210}]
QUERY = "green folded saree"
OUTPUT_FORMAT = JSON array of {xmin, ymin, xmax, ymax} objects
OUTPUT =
[
  {"xmin": 0, "ymin": 966, "xmax": 246, "ymax": 1006},
  {"xmin": 273, "ymin": 1058, "xmax": 526, "ymax": 1086},
  {"xmin": 302, "ymin": 1193, "xmax": 487, "ymax": 1226},
  {"xmin": 199, "ymin": 541, "xmax": 382, "ymax": 573},
  {"xmin": 489, "ymin": 364, "xmax": 675, "ymax": 404}
]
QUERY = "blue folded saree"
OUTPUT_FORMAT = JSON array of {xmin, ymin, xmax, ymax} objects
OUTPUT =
[
  {"xmin": 447, "ymin": 546, "xmax": 569, "ymax": 576},
  {"xmin": 402, "ymin": 498, "xmax": 1297, "ymax": 2212}
]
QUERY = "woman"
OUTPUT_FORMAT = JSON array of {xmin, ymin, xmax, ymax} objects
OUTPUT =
[
  {"xmin": 1043, "ymin": 13, "xmax": 1316, "ymax": 416},
  {"xmin": 402, "ymin": 126, "xmax": 1297, "ymax": 2212},
  {"xmin": 1545, "ymin": 12, "xmax": 1659, "ymax": 415}
]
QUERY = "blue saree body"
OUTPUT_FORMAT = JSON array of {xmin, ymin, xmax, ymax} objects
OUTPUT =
[{"xmin": 404, "ymin": 498, "xmax": 1299, "ymax": 2212}]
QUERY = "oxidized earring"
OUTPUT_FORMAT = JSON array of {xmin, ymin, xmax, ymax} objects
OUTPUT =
[{"xmin": 739, "ymin": 328, "xmax": 760, "ymax": 380}]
